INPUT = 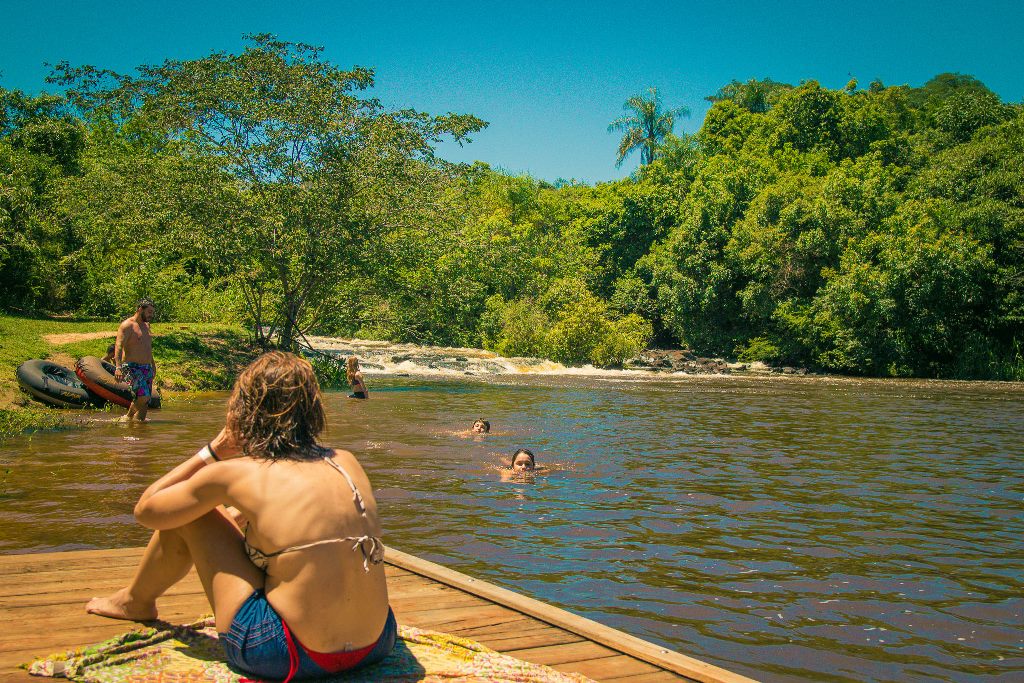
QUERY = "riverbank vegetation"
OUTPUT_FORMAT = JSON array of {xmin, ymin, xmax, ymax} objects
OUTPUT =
[{"xmin": 2, "ymin": 37, "xmax": 1022, "ymax": 379}]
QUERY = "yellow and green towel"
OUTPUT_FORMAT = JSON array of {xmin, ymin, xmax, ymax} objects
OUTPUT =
[{"xmin": 26, "ymin": 617, "xmax": 594, "ymax": 682}]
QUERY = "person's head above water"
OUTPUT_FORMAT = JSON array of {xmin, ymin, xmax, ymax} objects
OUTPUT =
[
  {"xmin": 511, "ymin": 448, "xmax": 536, "ymax": 471},
  {"xmin": 472, "ymin": 419, "xmax": 490, "ymax": 433},
  {"xmin": 226, "ymin": 351, "xmax": 325, "ymax": 461}
]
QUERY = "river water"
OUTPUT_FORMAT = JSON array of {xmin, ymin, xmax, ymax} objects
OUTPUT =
[{"xmin": 1, "ymin": 371, "xmax": 1022, "ymax": 682}]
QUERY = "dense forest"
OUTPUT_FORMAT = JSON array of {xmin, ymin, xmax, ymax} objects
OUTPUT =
[{"xmin": 1, "ymin": 36, "xmax": 1021, "ymax": 379}]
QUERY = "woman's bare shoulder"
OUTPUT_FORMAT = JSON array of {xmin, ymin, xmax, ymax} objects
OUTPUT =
[{"xmin": 323, "ymin": 448, "xmax": 366, "ymax": 472}]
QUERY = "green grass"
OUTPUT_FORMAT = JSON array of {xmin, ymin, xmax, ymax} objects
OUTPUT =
[{"xmin": 0, "ymin": 314, "xmax": 259, "ymax": 439}]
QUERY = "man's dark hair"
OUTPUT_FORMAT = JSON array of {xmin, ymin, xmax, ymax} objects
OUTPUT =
[
  {"xmin": 137, "ymin": 298, "xmax": 155, "ymax": 310},
  {"xmin": 106, "ymin": 343, "xmax": 115, "ymax": 353}
]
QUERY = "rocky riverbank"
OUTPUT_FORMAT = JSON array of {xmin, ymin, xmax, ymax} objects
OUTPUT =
[{"xmin": 623, "ymin": 349, "xmax": 811, "ymax": 376}]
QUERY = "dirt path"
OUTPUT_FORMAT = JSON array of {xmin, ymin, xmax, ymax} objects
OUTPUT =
[{"xmin": 42, "ymin": 331, "xmax": 115, "ymax": 344}]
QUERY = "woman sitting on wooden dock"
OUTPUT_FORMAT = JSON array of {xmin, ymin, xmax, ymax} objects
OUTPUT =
[{"xmin": 85, "ymin": 351, "xmax": 394, "ymax": 682}]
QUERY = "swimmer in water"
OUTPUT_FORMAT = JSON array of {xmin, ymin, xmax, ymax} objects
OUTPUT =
[
  {"xmin": 499, "ymin": 448, "xmax": 550, "ymax": 480},
  {"xmin": 510, "ymin": 448, "xmax": 536, "ymax": 471},
  {"xmin": 346, "ymin": 356, "xmax": 368, "ymax": 399},
  {"xmin": 452, "ymin": 419, "xmax": 492, "ymax": 438}
]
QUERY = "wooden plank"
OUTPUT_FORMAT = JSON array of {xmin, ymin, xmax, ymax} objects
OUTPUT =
[
  {"xmin": 455, "ymin": 617, "xmax": 570, "ymax": 641},
  {"xmin": 1, "ymin": 591, "xmax": 204, "ymax": 612},
  {"xmin": 384, "ymin": 547, "xmax": 756, "ymax": 683},
  {"xmin": 482, "ymin": 628, "xmax": 585, "ymax": 651},
  {"xmin": 0, "ymin": 599, "xmax": 209, "ymax": 648},
  {"xmin": 387, "ymin": 574, "xmax": 474, "ymax": 596},
  {"xmin": 390, "ymin": 591, "xmax": 486, "ymax": 612},
  {"xmin": 0, "ymin": 580, "xmax": 206, "ymax": 608},
  {"xmin": 0, "ymin": 547, "xmax": 144, "ymax": 567},
  {"xmin": 503, "ymin": 641, "xmax": 619, "ymax": 666},
  {"xmin": 0, "ymin": 549, "xmax": 132, "ymax": 567},
  {"xmin": 606, "ymin": 671, "xmax": 689, "ymax": 682},
  {"xmin": 0, "ymin": 590, "xmax": 208, "ymax": 628},
  {"xmin": 394, "ymin": 603, "xmax": 521, "ymax": 631},
  {"xmin": 450, "ymin": 615, "xmax": 543, "ymax": 638},
  {"xmin": 553, "ymin": 655, "xmax": 664, "ymax": 679}
]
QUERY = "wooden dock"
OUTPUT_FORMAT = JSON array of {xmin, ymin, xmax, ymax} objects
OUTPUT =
[{"xmin": 0, "ymin": 547, "xmax": 756, "ymax": 683}]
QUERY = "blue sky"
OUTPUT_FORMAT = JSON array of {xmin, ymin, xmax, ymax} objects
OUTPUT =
[{"xmin": 2, "ymin": 1, "xmax": 1022, "ymax": 183}]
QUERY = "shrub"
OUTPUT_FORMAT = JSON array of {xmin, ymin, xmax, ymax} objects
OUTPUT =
[
  {"xmin": 545, "ymin": 304, "xmax": 610, "ymax": 365},
  {"xmin": 735, "ymin": 336, "xmax": 782, "ymax": 363},
  {"xmin": 304, "ymin": 352, "xmax": 348, "ymax": 389},
  {"xmin": 591, "ymin": 314, "xmax": 653, "ymax": 367},
  {"xmin": 481, "ymin": 296, "xmax": 550, "ymax": 358}
]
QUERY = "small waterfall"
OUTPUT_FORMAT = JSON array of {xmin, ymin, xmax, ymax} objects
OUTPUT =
[
  {"xmin": 305, "ymin": 336, "xmax": 593, "ymax": 376},
  {"xmin": 302, "ymin": 337, "xmax": 767, "ymax": 378}
]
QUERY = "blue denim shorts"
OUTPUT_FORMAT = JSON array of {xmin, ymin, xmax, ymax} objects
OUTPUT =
[{"xmin": 220, "ymin": 589, "xmax": 396, "ymax": 681}]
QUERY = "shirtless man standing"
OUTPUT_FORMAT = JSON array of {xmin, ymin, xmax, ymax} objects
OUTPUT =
[{"xmin": 114, "ymin": 299, "xmax": 157, "ymax": 421}]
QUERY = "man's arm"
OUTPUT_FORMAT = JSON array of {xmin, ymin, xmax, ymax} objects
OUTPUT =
[
  {"xmin": 113, "ymin": 323, "xmax": 126, "ymax": 380},
  {"xmin": 145, "ymin": 324, "xmax": 156, "ymax": 375}
]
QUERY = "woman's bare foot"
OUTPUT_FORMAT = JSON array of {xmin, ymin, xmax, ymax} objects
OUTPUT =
[{"xmin": 85, "ymin": 588, "xmax": 157, "ymax": 621}]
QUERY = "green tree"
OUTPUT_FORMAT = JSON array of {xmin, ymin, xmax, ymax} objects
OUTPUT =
[
  {"xmin": 705, "ymin": 78, "xmax": 792, "ymax": 113},
  {"xmin": 51, "ymin": 34, "xmax": 486, "ymax": 348},
  {"xmin": 0, "ymin": 89, "xmax": 85, "ymax": 311},
  {"xmin": 608, "ymin": 87, "xmax": 689, "ymax": 167},
  {"xmin": 769, "ymin": 81, "xmax": 846, "ymax": 157}
]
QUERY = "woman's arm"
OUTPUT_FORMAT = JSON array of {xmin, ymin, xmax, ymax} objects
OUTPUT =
[
  {"xmin": 134, "ymin": 429, "xmax": 243, "ymax": 530},
  {"xmin": 134, "ymin": 464, "xmax": 230, "ymax": 530}
]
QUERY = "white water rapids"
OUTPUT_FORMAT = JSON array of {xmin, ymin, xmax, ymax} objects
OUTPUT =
[{"xmin": 303, "ymin": 336, "xmax": 687, "ymax": 378}]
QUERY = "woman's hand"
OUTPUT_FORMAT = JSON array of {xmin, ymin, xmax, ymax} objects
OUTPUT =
[{"xmin": 210, "ymin": 427, "xmax": 243, "ymax": 460}]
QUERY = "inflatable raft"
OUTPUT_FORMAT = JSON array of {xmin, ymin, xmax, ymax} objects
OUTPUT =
[
  {"xmin": 75, "ymin": 356, "xmax": 161, "ymax": 409},
  {"xmin": 16, "ymin": 359, "xmax": 97, "ymax": 408}
]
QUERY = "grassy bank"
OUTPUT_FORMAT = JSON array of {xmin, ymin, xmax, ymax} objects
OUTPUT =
[{"xmin": 0, "ymin": 314, "xmax": 258, "ymax": 439}]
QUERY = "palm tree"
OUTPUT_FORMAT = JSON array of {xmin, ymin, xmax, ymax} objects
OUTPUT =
[{"xmin": 608, "ymin": 87, "xmax": 689, "ymax": 167}]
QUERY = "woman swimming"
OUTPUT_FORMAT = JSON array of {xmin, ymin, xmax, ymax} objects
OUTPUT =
[
  {"xmin": 498, "ymin": 448, "xmax": 550, "ymax": 481},
  {"xmin": 347, "ymin": 356, "xmax": 369, "ymax": 399},
  {"xmin": 85, "ymin": 352, "xmax": 393, "ymax": 681}
]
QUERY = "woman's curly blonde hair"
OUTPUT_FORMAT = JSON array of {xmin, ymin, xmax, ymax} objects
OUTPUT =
[{"xmin": 226, "ymin": 351, "xmax": 326, "ymax": 461}]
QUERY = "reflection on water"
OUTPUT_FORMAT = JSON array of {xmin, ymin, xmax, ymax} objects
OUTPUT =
[{"xmin": 2, "ymin": 375, "xmax": 1023, "ymax": 682}]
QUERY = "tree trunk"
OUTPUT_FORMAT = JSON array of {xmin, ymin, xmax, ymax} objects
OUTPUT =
[{"xmin": 278, "ymin": 299, "xmax": 300, "ymax": 351}]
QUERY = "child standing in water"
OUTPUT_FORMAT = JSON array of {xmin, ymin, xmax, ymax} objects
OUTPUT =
[{"xmin": 347, "ymin": 356, "xmax": 369, "ymax": 399}]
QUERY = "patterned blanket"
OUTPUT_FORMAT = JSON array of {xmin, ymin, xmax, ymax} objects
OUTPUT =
[{"xmin": 26, "ymin": 617, "xmax": 594, "ymax": 682}]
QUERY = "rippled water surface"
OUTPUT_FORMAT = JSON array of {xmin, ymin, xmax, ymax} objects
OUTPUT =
[{"xmin": 2, "ymin": 374, "xmax": 1023, "ymax": 682}]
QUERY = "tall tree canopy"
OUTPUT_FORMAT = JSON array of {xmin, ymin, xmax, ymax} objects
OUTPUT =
[{"xmin": 3, "ymin": 64, "xmax": 1021, "ymax": 379}]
